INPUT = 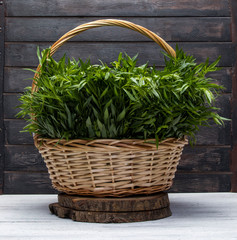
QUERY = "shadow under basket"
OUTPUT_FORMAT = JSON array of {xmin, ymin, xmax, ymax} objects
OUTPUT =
[{"xmin": 34, "ymin": 137, "xmax": 188, "ymax": 197}]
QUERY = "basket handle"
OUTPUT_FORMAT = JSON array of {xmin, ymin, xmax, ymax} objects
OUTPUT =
[{"xmin": 32, "ymin": 19, "xmax": 175, "ymax": 92}]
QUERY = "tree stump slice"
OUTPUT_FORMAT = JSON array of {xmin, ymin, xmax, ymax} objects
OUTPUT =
[
  {"xmin": 49, "ymin": 192, "xmax": 172, "ymax": 223},
  {"xmin": 58, "ymin": 192, "xmax": 170, "ymax": 212}
]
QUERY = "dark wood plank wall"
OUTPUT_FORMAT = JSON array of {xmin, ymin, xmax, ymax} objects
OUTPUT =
[
  {"xmin": 1, "ymin": 0, "xmax": 234, "ymax": 193},
  {"xmin": 231, "ymin": 0, "xmax": 237, "ymax": 192},
  {"xmin": 0, "ymin": 1, "xmax": 5, "ymax": 194}
]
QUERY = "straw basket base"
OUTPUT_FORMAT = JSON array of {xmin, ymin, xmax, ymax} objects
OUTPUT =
[{"xmin": 49, "ymin": 192, "xmax": 171, "ymax": 223}]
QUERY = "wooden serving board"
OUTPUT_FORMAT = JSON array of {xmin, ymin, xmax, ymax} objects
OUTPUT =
[{"xmin": 49, "ymin": 192, "xmax": 172, "ymax": 223}]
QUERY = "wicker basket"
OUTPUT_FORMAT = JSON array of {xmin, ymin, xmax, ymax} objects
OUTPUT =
[{"xmin": 32, "ymin": 19, "xmax": 188, "ymax": 197}]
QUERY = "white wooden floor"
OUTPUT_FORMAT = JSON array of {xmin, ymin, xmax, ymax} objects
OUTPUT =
[{"xmin": 0, "ymin": 193, "xmax": 236, "ymax": 240}]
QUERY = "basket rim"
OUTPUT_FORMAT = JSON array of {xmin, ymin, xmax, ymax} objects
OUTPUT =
[
  {"xmin": 34, "ymin": 135, "xmax": 188, "ymax": 152},
  {"xmin": 34, "ymin": 135, "xmax": 188, "ymax": 143}
]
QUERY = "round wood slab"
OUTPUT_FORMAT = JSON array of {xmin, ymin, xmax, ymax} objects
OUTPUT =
[
  {"xmin": 49, "ymin": 192, "xmax": 172, "ymax": 223},
  {"xmin": 58, "ymin": 192, "xmax": 170, "ymax": 212}
]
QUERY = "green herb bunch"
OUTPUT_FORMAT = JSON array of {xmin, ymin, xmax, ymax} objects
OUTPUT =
[{"xmin": 17, "ymin": 46, "xmax": 227, "ymax": 143}]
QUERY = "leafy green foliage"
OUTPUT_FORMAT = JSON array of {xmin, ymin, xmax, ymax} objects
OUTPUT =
[{"xmin": 17, "ymin": 46, "xmax": 227, "ymax": 143}]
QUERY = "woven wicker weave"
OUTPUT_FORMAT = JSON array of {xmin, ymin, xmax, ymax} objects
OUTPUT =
[
  {"xmin": 32, "ymin": 19, "xmax": 188, "ymax": 197},
  {"xmin": 35, "ymin": 137, "xmax": 187, "ymax": 197}
]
